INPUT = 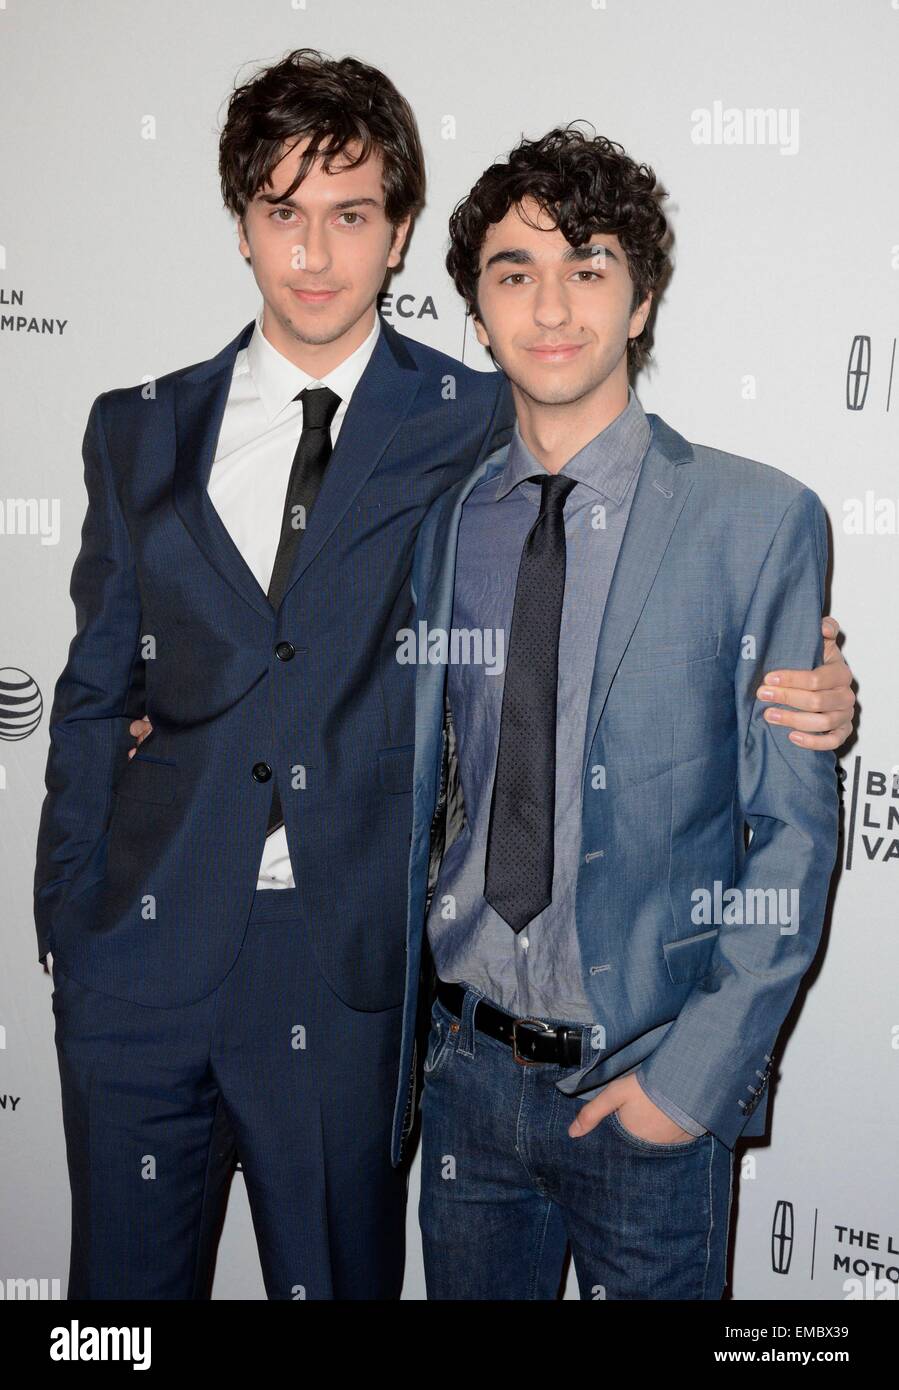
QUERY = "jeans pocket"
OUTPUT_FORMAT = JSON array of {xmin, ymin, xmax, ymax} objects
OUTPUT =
[
  {"xmin": 423, "ymin": 1002, "xmax": 456, "ymax": 1079},
  {"xmin": 608, "ymin": 1107, "xmax": 707, "ymax": 1153}
]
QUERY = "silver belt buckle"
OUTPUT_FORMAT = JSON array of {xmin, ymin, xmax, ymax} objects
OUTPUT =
[{"xmin": 512, "ymin": 1017, "xmax": 552, "ymax": 1066}]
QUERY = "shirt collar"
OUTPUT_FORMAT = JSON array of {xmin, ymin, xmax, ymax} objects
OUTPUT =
[
  {"xmin": 245, "ymin": 305, "xmax": 381, "ymax": 423},
  {"xmin": 494, "ymin": 384, "xmax": 651, "ymax": 506}
]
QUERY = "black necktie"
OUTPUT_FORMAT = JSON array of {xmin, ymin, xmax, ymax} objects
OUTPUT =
[
  {"xmin": 265, "ymin": 384, "xmax": 341, "ymax": 835},
  {"xmin": 484, "ymin": 471, "xmax": 577, "ymax": 933}
]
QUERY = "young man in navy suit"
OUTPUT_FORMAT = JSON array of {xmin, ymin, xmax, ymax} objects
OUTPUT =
[
  {"xmin": 38, "ymin": 53, "xmax": 855, "ymax": 1301},
  {"xmin": 35, "ymin": 49, "xmax": 514, "ymax": 1302}
]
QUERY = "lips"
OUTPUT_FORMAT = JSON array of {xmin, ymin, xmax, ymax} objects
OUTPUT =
[
  {"xmin": 527, "ymin": 343, "xmax": 584, "ymax": 360},
  {"xmin": 291, "ymin": 288, "xmax": 339, "ymax": 303}
]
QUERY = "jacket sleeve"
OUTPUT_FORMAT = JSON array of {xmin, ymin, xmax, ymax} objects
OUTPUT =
[
  {"xmin": 636, "ymin": 486, "xmax": 839, "ymax": 1148},
  {"xmin": 634, "ymin": 1073, "xmax": 708, "ymax": 1136},
  {"xmin": 33, "ymin": 393, "xmax": 144, "ymax": 961}
]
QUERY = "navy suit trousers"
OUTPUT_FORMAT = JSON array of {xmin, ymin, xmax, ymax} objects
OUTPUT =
[{"xmin": 52, "ymin": 888, "xmax": 408, "ymax": 1300}]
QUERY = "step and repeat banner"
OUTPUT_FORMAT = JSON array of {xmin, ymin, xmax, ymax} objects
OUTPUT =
[{"xmin": 1, "ymin": 0, "xmax": 896, "ymax": 1302}]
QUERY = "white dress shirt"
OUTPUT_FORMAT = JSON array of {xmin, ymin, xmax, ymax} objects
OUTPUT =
[{"xmin": 207, "ymin": 305, "xmax": 381, "ymax": 888}]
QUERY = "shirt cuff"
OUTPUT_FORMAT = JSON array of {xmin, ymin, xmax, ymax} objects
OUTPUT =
[{"xmin": 634, "ymin": 1067, "xmax": 708, "ymax": 1136}]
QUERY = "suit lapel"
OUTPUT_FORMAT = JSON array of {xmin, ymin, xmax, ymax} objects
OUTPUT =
[
  {"xmin": 275, "ymin": 316, "xmax": 422, "ymax": 605},
  {"xmin": 173, "ymin": 319, "xmax": 275, "ymax": 621},
  {"xmin": 414, "ymin": 446, "xmax": 509, "ymax": 789},
  {"xmin": 173, "ymin": 314, "xmax": 423, "ymax": 621},
  {"xmin": 420, "ymin": 445, "xmax": 509, "ymax": 632},
  {"xmin": 581, "ymin": 415, "xmax": 694, "ymax": 769}
]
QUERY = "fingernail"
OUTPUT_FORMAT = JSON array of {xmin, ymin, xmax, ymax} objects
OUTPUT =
[
  {"xmin": 765, "ymin": 708, "xmax": 782, "ymax": 722},
  {"xmin": 758, "ymin": 687, "xmax": 774, "ymax": 700},
  {"xmin": 789, "ymin": 732, "xmax": 806, "ymax": 744},
  {"xmin": 764, "ymin": 674, "xmax": 781, "ymax": 685}
]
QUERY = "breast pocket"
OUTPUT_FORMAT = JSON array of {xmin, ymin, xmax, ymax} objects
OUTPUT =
[
  {"xmin": 350, "ymin": 480, "xmax": 430, "ymax": 531},
  {"xmin": 616, "ymin": 631, "xmax": 721, "ymax": 677}
]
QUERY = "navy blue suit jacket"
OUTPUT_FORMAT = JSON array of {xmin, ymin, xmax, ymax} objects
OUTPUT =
[{"xmin": 34, "ymin": 314, "xmax": 514, "ymax": 1009}]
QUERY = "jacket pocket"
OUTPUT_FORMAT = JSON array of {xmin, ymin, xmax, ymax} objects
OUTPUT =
[
  {"xmin": 113, "ymin": 753, "xmax": 177, "ymax": 805},
  {"xmin": 377, "ymin": 744, "xmax": 415, "ymax": 794},
  {"xmin": 662, "ymin": 927, "xmax": 721, "ymax": 985}
]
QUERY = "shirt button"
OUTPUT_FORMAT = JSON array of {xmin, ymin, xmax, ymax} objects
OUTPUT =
[
  {"xmin": 252, "ymin": 762, "xmax": 272, "ymax": 782},
  {"xmin": 274, "ymin": 641, "xmax": 296, "ymax": 661}
]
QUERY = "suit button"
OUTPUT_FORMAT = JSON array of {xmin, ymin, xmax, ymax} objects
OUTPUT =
[
  {"xmin": 274, "ymin": 641, "xmax": 295, "ymax": 661},
  {"xmin": 252, "ymin": 762, "xmax": 272, "ymax": 782}
]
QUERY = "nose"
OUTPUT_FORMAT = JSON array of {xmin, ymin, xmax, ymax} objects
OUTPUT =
[
  {"xmin": 532, "ymin": 276, "xmax": 570, "ymax": 331},
  {"xmin": 297, "ymin": 217, "xmax": 331, "ymax": 276}
]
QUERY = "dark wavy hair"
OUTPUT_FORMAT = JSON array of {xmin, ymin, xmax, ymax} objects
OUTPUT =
[
  {"xmin": 219, "ymin": 48, "xmax": 425, "ymax": 230},
  {"xmin": 446, "ymin": 124, "xmax": 673, "ymax": 373}
]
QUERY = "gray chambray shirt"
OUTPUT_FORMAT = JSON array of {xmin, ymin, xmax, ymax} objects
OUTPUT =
[{"xmin": 426, "ymin": 386, "xmax": 649, "ymax": 1018}]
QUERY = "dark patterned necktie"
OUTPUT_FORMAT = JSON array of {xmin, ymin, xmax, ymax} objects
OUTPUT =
[
  {"xmin": 484, "ymin": 471, "xmax": 578, "ymax": 932},
  {"xmin": 265, "ymin": 384, "xmax": 341, "ymax": 835}
]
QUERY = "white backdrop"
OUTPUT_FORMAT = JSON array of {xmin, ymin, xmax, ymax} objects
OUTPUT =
[{"xmin": 1, "ymin": 0, "xmax": 896, "ymax": 1301}]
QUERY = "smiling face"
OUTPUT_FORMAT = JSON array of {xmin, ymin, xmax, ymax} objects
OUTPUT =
[
  {"xmin": 472, "ymin": 197, "xmax": 652, "ymax": 412},
  {"xmin": 237, "ymin": 139, "xmax": 411, "ymax": 370}
]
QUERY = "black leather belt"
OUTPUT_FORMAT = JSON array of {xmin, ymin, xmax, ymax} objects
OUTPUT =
[{"xmin": 436, "ymin": 978, "xmax": 583, "ymax": 1067}]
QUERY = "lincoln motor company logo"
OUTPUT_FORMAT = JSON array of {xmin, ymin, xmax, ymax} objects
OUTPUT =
[
  {"xmin": 772, "ymin": 1199, "xmax": 794, "ymax": 1274},
  {"xmin": 842, "ymin": 756, "xmax": 899, "ymax": 869},
  {"xmin": 771, "ymin": 1201, "xmax": 899, "ymax": 1296},
  {"xmin": 846, "ymin": 333, "xmax": 895, "ymax": 413}
]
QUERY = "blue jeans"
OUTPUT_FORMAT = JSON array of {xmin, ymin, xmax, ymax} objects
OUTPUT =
[{"xmin": 419, "ymin": 989, "xmax": 734, "ymax": 1300}]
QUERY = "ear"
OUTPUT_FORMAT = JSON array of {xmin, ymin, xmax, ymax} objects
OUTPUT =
[
  {"xmin": 472, "ymin": 311, "xmax": 491, "ymax": 351},
  {"xmin": 387, "ymin": 214, "xmax": 413, "ymax": 268},
  {"xmin": 237, "ymin": 216, "xmax": 251, "ymax": 262},
  {"xmin": 629, "ymin": 289, "xmax": 653, "ymax": 340}
]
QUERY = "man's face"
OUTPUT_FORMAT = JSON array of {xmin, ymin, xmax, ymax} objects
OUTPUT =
[
  {"xmin": 472, "ymin": 197, "xmax": 651, "ymax": 407},
  {"xmin": 238, "ymin": 139, "xmax": 410, "ymax": 357}
]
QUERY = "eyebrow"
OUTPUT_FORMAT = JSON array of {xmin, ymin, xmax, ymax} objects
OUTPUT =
[
  {"xmin": 483, "ymin": 243, "xmax": 620, "ymax": 271},
  {"xmin": 258, "ymin": 194, "xmax": 383, "ymax": 211}
]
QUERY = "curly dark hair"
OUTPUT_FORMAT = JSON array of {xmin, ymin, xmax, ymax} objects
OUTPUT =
[
  {"xmin": 219, "ymin": 48, "xmax": 425, "ymax": 229},
  {"xmin": 446, "ymin": 124, "xmax": 673, "ymax": 373}
]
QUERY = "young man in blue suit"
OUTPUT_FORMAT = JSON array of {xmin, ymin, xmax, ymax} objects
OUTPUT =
[
  {"xmin": 39, "ymin": 51, "xmax": 853, "ymax": 1300},
  {"xmin": 33, "ymin": 50, "xmax": 518, "ymax": 1302},
  {"xmin": 405, "ymin": 126, "xmax": 846, "ymax": 1299}
]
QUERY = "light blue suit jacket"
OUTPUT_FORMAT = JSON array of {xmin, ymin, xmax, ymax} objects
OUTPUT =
[{"xmin": 390, "ymin": 410, "xmax": 839, "ymax": 1163}]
